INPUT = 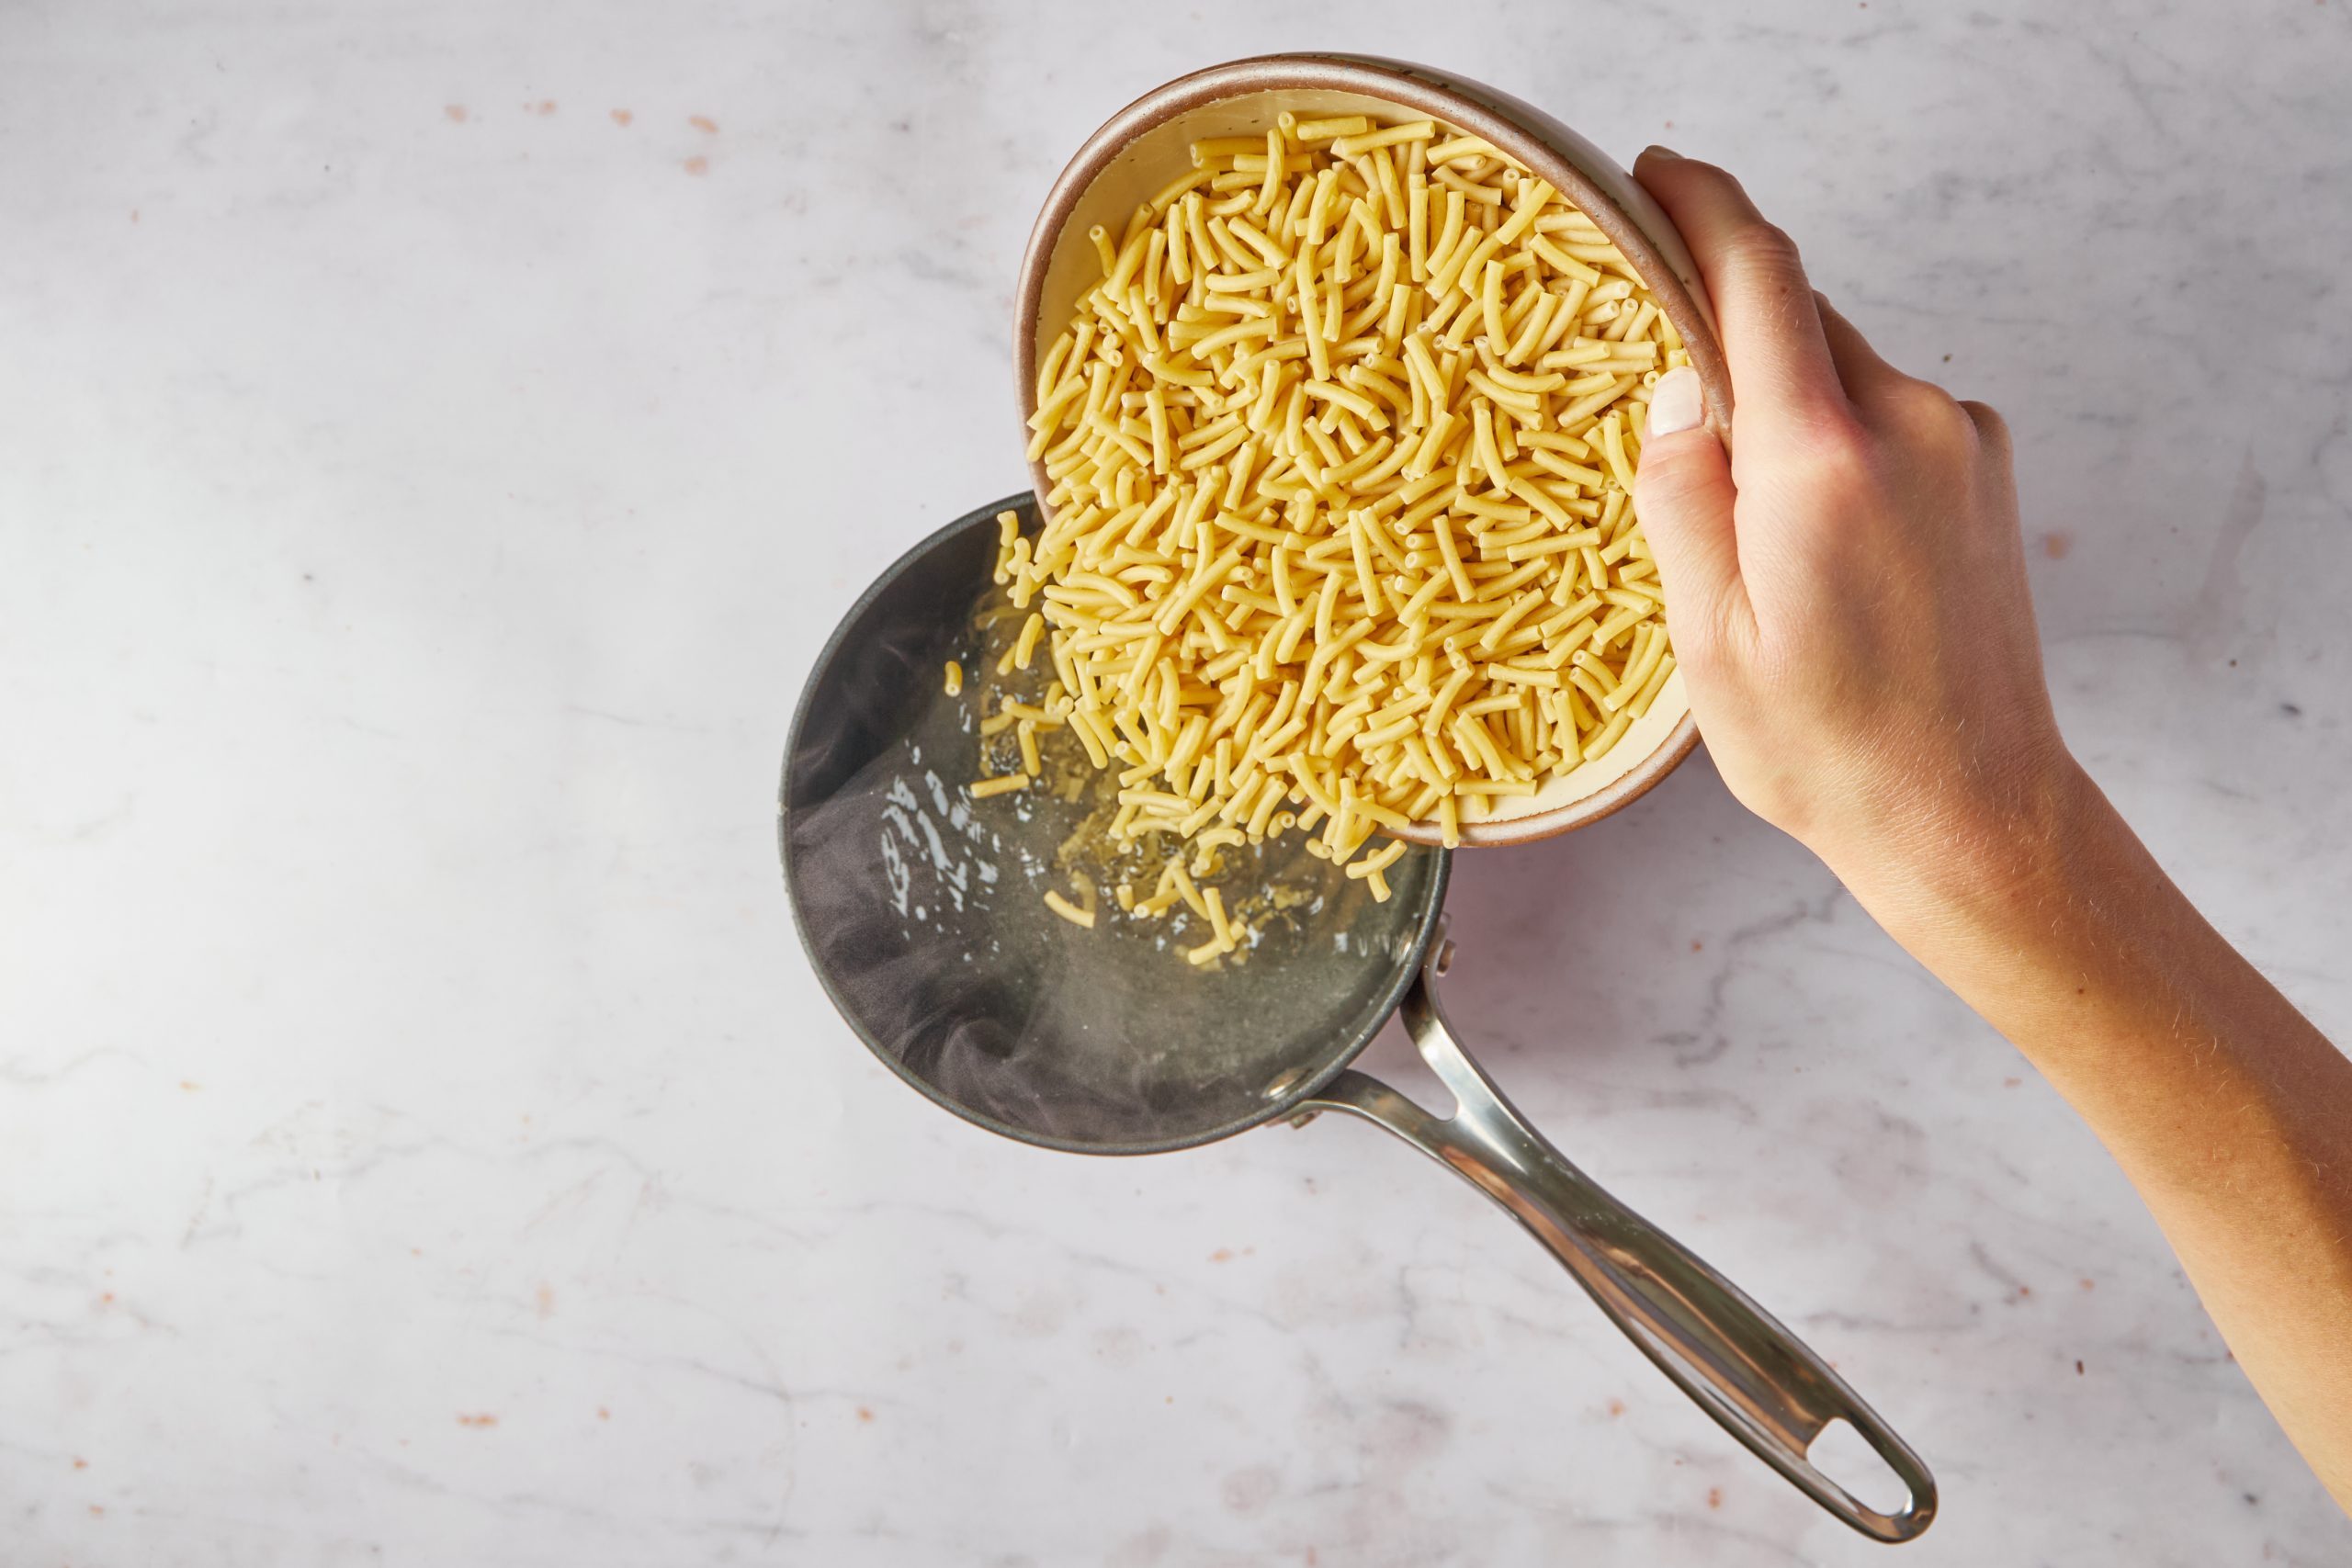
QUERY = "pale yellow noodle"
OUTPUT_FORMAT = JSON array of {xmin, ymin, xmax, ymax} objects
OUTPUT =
[{"xmin": 1001, "ymin": 106, "xmax": 1682, "ymax": 878}]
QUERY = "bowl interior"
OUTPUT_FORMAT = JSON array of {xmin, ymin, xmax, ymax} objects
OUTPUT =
[{"xmin": 1024, "ymin": 75, "xmax": 1699, "ymax": 842}]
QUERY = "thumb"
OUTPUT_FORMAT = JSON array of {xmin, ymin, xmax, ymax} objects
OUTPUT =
[{"xmin": 1634, "ymin": 367, "xmax": 1748, "ymax": 652}]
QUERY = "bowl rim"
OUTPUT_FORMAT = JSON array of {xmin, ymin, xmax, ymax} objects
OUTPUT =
[{"xmin": 1012, "ymin": 52, "xmax": 1724, "ymax": 846}]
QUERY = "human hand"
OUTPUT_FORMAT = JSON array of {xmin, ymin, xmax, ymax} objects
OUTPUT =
[
  {"xmin": 1630, "ymin": 155, "xmax": 2352, "ymax": 1518},
  {"xmin": 1631, "ymin": 149, "xmax": 2079, "ymax": 915}
]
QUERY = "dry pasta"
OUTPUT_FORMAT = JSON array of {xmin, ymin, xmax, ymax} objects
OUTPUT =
[
  {"xmin": 1005, "ymin": 108, "xmax": 1683, "ymax": 871},
  {"xmin": 955, "ymin": 584, "xmax": 1313, "ymax": 966},
  {"xmin": 968, "ymin": 772, "xmax": 1030, "ymax": 798},
  {"xmin": 1042, "ymin": 888, "xmax": 1096, "ymax": 929}
]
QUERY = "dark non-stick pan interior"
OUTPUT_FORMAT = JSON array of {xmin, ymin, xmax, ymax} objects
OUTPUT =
[{"xmin": 781, "ymin": 495, "xmax": 1448, "ymax": 1154}]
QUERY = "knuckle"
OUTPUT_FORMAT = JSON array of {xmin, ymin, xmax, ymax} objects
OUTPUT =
[
  {"xmin": 1883, "ymin": 374, "xmax": 1956, "ymax": 422},
  {"xmin": 1724, "ymin": 221, "xmax": 1805, "ymax": 279},
  {"xmin": 1779, "ymin": 410, "xmax": 1875, "ymax": 495},
  {"xmin": 1958, "ymin": 399, "xmax": 2011, "ymax": 453},
  {"xmin": 1919, "ymin": 388, "xmax": 1981, "ymax": 451},
  {"xmin": 1875, "ymin": 377, "xmax": 1983, "ymax": 458},
  {"xmin": 1634, "ymin": 453, "xmax": 1705, "ymax": 510}
]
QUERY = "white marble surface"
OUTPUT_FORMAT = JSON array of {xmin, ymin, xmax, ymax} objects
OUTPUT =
[{"xmin": 5, "ymin": 1, "xmax": 2349, "ymax": 1562}]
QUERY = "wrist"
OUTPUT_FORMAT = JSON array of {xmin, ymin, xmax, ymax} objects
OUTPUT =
[{"xmin": 1820, "ymin": 746, "xmax": 2106, "ymax": 943}]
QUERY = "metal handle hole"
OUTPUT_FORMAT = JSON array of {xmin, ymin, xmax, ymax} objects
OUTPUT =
[{"xmin": 1807, "ymin": 1416, "xmax": 1912, "ymax": 1517}]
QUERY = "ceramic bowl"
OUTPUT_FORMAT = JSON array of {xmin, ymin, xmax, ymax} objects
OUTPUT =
[{"xmin": 1013, "ymin": 53, "xmax": 1728, "ymax": 846}]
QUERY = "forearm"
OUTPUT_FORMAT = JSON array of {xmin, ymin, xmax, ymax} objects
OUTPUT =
[{"xmin": 1838, "ymin": 760, "xmax": 2352, "ymax": 1505}]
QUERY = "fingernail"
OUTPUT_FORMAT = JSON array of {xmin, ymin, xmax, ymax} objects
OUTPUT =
[
  {"xmin": 1641, "ymin": 143, "xmax": 1683, "ymax": 163},
  {"xmin": 1648, "ymin": 366, "xmax": 1703, "ymax": 434}
]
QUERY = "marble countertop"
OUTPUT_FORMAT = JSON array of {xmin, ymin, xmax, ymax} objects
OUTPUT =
[{"xmin": 6, "ymin": 1, "xmax": 2350, "ymax": 1562}]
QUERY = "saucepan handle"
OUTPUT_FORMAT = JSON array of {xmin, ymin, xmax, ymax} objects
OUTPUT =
[{"xmin": 1296, "ymin": 950, "xmax": 1937, "ymax": 1544}]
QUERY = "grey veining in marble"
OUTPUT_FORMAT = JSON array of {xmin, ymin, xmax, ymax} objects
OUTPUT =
[{"xmin": 4, "ymin": 1, "xmax": 2349, "ymax": 1563}]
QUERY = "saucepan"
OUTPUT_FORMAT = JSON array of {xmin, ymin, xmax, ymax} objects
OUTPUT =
[
  {"xmin": 780, "ymin": 495, "xmax": 1934, "ymax": 1542},
  {"xmin": 779, "ymin": 52, "xmax": 1936, "ymax": 1543}
]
